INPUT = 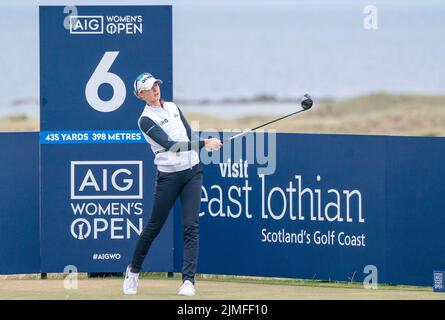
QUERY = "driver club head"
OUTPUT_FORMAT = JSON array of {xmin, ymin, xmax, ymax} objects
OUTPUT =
[{"xmin": 301, "ymin": 93, "xmax": 313, "ymax": 110}]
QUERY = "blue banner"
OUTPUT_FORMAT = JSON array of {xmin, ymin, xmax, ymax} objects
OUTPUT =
[
  {"xmin": 385, "ymin": 137, "xmax": 445, "ymax": 285},
  {"xmin": 39, "ymin": 5, "xmax": 173, "ymax": 272},
  {"xmin": 173, "ymin": 132, "xmax": 445, "ymax": 286},
  {"xmin": 2, "ymin": 128, "xmax": 445, "ymax": 286},
  {"xmin": 0, "ymin": 133, "xmax": 40, "ymax": 274}
]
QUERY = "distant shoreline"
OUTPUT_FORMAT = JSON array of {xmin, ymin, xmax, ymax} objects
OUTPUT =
[
  {"xmin": 1, "ymin": 93, "xmax": 445, "ymax": 137},
  {"xmin": 2, "ymin": 94, "xmax": 335, "ymax": 110},
  {"xmin": 3, "ymin": 91, "xmax": 443, "ymax": 110}
]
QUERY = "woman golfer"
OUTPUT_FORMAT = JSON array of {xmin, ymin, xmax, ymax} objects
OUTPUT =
[{"xmin": 123, "ymin": 72, "xmax": 222, "ymax": 296}]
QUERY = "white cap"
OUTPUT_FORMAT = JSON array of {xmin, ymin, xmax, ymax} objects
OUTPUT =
[{"xmin": 133, "ymin": 72, "xmax": 163, "ymax": 94}]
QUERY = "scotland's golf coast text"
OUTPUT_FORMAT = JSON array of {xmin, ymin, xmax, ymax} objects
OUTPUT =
[{"xmin": 261, "ymin": 228, "xmax": 366, "ymax": 247}]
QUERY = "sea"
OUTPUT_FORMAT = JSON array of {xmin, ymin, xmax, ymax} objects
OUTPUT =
[{"xmin": 0, "ymin": 0, "xmax": 444, "ymax": 118}]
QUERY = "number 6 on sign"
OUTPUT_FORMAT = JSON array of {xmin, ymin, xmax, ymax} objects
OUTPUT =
[{"xmin": 85, "ymin": 51, "xmax": 126, "ymax": 112}]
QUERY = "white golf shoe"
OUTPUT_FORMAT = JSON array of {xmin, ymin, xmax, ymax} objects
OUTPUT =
[
  {"xmin": 177, "ymin": 280, "xmax": 196, "ymax": 296},
  {"xmin": 123, "ymin": 266, "xmax": 139, "ymax": 295}
]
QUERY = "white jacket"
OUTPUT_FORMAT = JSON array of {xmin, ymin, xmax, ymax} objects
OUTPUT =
[{"xmin": 139, "ymin": 102, "xmax": 200, "ymax": 172}]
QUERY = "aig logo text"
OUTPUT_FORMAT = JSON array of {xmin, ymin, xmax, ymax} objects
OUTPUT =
[
  {"xmin": 70, "ymin": 16, "xmax": 103, "ymax": 34},
  {"xmin": 69, "ymin": 15, "xmax": 143, "ymax": 35},
  {"xmin": 71, "ymin": 161, "xmax": 143, "ymax": 199}
]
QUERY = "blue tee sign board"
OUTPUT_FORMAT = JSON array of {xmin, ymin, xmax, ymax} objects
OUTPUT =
[{"xmin": 39, "ymin": 6, "xmax": 173, "ymax": 272}]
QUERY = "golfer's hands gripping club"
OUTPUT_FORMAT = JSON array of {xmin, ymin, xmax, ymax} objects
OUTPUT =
[{"xmin": 204, "ymin": 138, "xmax": 223, "ymax": 151}]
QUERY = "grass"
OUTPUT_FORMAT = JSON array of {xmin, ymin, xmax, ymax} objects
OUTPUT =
[
  {"xmin": 1, "ymin": 272, "xmax": 442, "ymax": 300},
  {"xmin": 127, "ymin": 272, "xmax": 436, "ymax": 292}
]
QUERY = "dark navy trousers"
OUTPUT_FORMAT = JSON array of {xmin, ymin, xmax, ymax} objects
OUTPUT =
[{"xmin": 130, "ymin": 163, "xmax": 203, "ymax": 283}]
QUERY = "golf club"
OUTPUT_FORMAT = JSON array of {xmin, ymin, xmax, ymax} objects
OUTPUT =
[{"xmin": 222, "ymin": 93, "xmax": 313, "ymax": 143}]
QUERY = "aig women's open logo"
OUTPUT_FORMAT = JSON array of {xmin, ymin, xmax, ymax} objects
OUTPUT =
[
  {"xmin": 69, "ymin": 15, "xmax": 143, "ymax": 34},
  {"xmin": 69, "ymin": 161, "xmax": 144, "ymax": 241}
]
